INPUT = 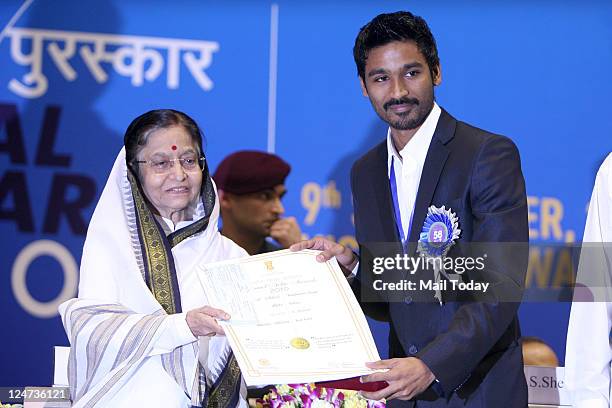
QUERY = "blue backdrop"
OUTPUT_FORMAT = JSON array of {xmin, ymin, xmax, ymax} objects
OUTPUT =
[{"xmin": 1, "ymin": 0, "xmax": 611, "ymax": 387}]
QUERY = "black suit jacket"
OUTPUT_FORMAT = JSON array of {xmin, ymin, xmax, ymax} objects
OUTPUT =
[{"xmin": 351, "ymin": 109, "xmax": 528, "ymax": 407}]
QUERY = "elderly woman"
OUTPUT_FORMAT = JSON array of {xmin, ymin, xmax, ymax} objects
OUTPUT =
[{"xmin": 59, "ymin": 110, "xmax": 247, "ymax": 407}]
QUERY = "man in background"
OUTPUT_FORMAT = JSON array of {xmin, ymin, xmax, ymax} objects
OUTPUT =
[
  {"xmin": 522, "ymin": 337, "xmax": 559, "ymax": 367},
  {"xmin": 213, "ymin": 150, "xmax": 302, "ymax": 255}
]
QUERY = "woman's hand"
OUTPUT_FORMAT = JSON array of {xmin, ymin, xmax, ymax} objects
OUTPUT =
[{"xmin": 186, "ymin": 306, "xmax": 230, "ymax": 337}]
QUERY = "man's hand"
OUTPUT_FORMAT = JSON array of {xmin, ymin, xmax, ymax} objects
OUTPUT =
[
  {"xmin": 270, "ymin": 217, "xmax": 303, "ymax": 248},
  {"xmin": 290, "ymin": 237, "xmax": 358, "ymax": 275},
  {"xmin": 360, "ymin": 357, "xmax": 436, "ymax": 401},
  {"xmin": 186, "ymin": 306, "xmax": 230, "ymax": 337}
]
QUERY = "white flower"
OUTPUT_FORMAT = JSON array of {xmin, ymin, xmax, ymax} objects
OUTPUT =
[
  {"xmin": 311, "ymin": 399, "xmax": 334, "ymax": 408},
  {"xmin": 275, "ymin": 384, "xmax": 291, "ymax": 395},
  {"xmin": 344, "ymin": 393, "xmax": 368, "ymax": 408}
]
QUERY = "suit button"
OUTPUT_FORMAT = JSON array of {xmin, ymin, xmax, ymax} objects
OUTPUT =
[
  {"xmin": 404, "ymin": 296, "xmax": 413, "ymax": 304},
  {"xmin": 409, "ymin": 345, "xmax": 418, "ymax": 354}
]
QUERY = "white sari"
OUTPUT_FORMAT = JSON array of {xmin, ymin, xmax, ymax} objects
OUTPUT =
[{"xmin": 59, "ymin": 148, "xmax": 248, "ymax": 408}]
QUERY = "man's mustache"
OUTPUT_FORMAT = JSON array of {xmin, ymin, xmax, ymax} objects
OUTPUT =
[{"xmin": 384, "ymin": 97, "xmax": 419, "ymax": 111}]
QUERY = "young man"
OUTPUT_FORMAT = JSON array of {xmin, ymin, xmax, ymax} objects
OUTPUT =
[
  {"xmin": 213, "ymin": 150, "xmax": 302, "ymax": 255},
  {"xmin": 293, "ymin": 11, "xmax": 528, "ymax": 407}
]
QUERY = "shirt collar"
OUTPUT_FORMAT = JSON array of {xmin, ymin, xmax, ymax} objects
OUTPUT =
[{"xmin": 387, "ymin": 102, "xmax": 441, "ymax": 174}]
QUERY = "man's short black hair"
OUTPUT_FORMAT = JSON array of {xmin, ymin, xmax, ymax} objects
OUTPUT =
[{"xmin": 353, "ymin": 11, "xmax": 440, "ymax": 82}]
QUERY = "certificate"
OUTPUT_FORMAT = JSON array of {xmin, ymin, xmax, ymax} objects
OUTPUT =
[{"xmin": 197, "ymin": 249, "xmax": 380, "ymax": 386}]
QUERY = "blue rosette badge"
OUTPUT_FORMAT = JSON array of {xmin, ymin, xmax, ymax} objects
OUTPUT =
[{"xmin": 417, "ymin": 205, "xmax": 461, "ymax": 304}]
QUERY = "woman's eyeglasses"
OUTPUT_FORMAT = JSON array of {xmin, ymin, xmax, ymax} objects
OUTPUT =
[{"xmin": 134, "ymin": 156, "xmax": 205, "ymax": 174}]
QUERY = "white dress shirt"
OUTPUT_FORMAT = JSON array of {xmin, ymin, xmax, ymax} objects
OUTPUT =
[
  {"xmin": 349, "ymin": 103, "xmax": 441, "ymax": 278},
  {"xmin": 387, "ymin": 102, "xmax": 441, "ymax": 242},
  {"xmin": 566, "ymin": 152, "xmax": 612, "ymax": 408}
]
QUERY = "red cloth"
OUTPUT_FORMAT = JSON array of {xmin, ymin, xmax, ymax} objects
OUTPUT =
[{"xmin": 316, "ymin": 377, "xmax": 388, "ymax": 392}]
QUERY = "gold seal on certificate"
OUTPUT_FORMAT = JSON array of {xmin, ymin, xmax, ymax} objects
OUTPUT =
[
  {"xmin": 197, "ymin": 249, "xmax": 380, "ymax": 386},
  {"xmin": 290, "ymin": 337, "xmax": 311, "ymax": 350}
]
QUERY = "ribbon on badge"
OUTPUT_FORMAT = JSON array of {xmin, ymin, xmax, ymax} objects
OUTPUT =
[{"xmin": 417, "ymin": 205, "xmax": 461, "ymax": 305}]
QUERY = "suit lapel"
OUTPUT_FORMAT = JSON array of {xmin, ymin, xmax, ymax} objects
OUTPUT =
[
  {"xmin": 407, "ymin": 109, "xmax": 457, "ymax": 247},
  {"xmin": 371, "ymin": 142, "xmax": 401, "ymax": 243}
]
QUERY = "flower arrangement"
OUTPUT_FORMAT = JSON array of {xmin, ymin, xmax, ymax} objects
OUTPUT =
[{"xmin": 255, "ymin": 384, "xmax": 385, "ymax": 408}]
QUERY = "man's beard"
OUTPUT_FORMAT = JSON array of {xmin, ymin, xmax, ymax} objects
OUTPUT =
[{"xmin": 375, "ymin": 93, "xmax": 434, "ymax": 131}]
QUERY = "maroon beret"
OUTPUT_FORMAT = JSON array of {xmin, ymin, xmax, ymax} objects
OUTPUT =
[{"xmin": 213, "ymin": 150, "xmax": 291, "ymax": 195}]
